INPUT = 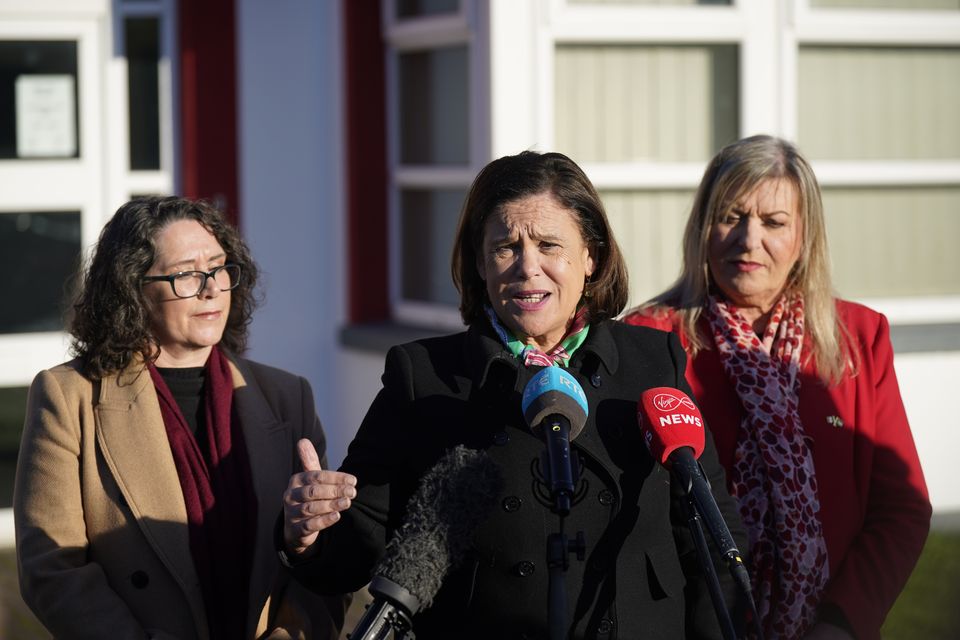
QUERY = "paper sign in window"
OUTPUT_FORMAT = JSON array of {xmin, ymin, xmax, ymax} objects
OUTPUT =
[{"xmin": 15, "ymin": 74, "xmax": 77, "ymax": 158}]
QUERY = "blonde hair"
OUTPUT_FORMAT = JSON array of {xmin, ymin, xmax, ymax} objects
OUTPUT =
[{"xmin": 632, "ymin": 135, "xmax": 854, "ymax": 384}]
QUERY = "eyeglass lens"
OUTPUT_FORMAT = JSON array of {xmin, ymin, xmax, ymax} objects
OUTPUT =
[{"xmin": 173, "ymin": 265, "xmax": 240, "ymax": 297}]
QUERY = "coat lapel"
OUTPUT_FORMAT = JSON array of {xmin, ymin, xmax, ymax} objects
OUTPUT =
[
  {"xmin": 94, "ymin": 362, "xmax": 207, "ymax": 633},
  {"xmin": 227, "ymin": 358, "xmax": 293, "ymax": 626}
]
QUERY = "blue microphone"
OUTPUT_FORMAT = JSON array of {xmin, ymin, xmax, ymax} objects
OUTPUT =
[{"xmin": 521, "ymin": 368, "xmax": 589, "ymax": 515}]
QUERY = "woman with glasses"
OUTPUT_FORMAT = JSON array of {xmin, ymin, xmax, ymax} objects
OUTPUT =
[{"xmin": 14, "ymin": 196, "xmax": 349, "ymax": 639}]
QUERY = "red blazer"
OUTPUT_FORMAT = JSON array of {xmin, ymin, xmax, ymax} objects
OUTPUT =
[{"xmin": 624, "ymin": 299, "xmax": 931, "ymax": 640}]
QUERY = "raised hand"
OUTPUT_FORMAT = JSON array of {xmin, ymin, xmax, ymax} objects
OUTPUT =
[{"xmin": 282, "ymin": 438, "xmax": 358, "ymax": 558}]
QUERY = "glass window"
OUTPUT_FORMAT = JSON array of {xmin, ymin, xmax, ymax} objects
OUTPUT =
[
  {"xmin": 0, "ymin": 386, "xmax": 27, "ymax": 509},
  {"xmin": 397, "ymin": 0, "xmax": 460, "ymax": 19},
  {"xmin": 799, "ymin": 47, "xmax": 960, "ymax": 160},
  {"xmin": 600, "ymin": 190, "xmax": 694, "ymax": 304},
  {"xmin": 810, "ymin": 0, "xmax": 959, "ymax": 9},
  {"xmin": 398, "ymin": 46, "xmax": 469, "ymax": 165},
  {"xmin": 0, "ymin": 211, "xmax": 81, "ymax": 334},
  {"xmin": 555, "ymin": 44, "xmax": 739, "ymax": 163},
  {"xmin": 126, "ymin": 17, "xmax": 161, "ymax": 171},
  {"xmin": 823, "ymin": 187, "xmax": 960, "ymax": 298},
  {"xmin": 401, "ymin": 188, "xmax": 465, "ymax": 305},
  {"xmin": 0, "ymin": 40, "xmax": 79, "ymax": 160}
]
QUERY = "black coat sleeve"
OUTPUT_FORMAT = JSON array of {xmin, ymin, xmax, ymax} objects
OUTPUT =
[{"xmin": 284, "ymin": 344, "xmax": 429, "ymax": 594}]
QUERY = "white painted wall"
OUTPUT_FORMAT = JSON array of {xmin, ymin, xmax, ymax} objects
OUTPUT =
[
  {"xmin": 236, "ymin": 0, "xmax": 355, "ymax": 468},
  {"xmin": 896, "ymin": 352, "xmax": 960, "ymax": 512}
]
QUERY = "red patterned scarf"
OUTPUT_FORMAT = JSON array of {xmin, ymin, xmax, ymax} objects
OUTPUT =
[
  {"xmin": 706, "ymin": 293, "xmax": 828, "ymax": 639},
  {"xmin": 148, "ymin": 346, "xmax": 257, "ymax": 639}
]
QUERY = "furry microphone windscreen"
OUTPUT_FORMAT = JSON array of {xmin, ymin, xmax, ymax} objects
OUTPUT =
[{"xmin": 375, "ymin": 445, "xmax": 502, "ymax": 610}]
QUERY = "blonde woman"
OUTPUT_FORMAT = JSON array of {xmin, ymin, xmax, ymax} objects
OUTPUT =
[{"xmin": 623, "ymin": 135, "xmax": 930, "ymax": 640}]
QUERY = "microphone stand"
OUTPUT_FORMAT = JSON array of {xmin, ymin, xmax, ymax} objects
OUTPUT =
[
  {"xmin": 673, "ymin": 477, "xmax": 737, "ymax": 640},
  {"xmin": 544, "ymin": 451, "xmax": 585, "ymax": 640},
  {"xmin": 349, "ymin": 576, "xmax": 418, "ymax": 640}
]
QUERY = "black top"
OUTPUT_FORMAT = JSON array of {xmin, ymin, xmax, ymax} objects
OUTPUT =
[
  {"xmin": 156, "ymin": 366, "xmax": 209, "ymax": 462},
  {"xmin": 286, "ymin": 320, "xmax": 748, "ymax": 639}
]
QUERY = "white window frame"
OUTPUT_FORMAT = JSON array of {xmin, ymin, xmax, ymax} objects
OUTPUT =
[
  {"xmin": 384, "ymin": 0, "xmax": 489, "ymax": 329},
  {"xmin": 489, "ymin": 0, "xmax": 960, "ymax": 324},
  {"xmin": 789, "ymin": 0, "xmax": 960, "ymax": 324},
  {"xmin": 0, "ymin": 0, "xmax": 178, "ymax": 386},
  {"xmin": 107, "ymin": 0, "xmax": 178, "ymax": 208},
  {"xmin": 0, "ymin": 14, "xmax": 104, "ymax": 387}
]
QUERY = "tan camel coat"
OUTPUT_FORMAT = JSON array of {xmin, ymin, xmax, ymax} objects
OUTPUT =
[{"xmin": 14, "ymin": 354, "xmax": 346, "ymax": 639}]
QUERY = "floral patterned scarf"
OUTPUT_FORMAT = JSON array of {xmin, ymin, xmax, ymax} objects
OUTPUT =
[
  {"xmin": 484, "ymin": 305, "xmax": 590, "ymax": 367},
  {"xmin": 705, "ymin": 293, "xmax": 828, "ymax": 639}
]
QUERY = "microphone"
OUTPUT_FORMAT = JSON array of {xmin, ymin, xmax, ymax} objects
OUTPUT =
[
  {"xmin": 637, "ymin": 387, "xmax": 752, "ymax": 598},
  {"xmin": 521, "ymin": 367, "xmax": 589, "ymax": 515},
  {"xmin": 349, "ymin": 445, "xmax": 502, "ymax": 640}
]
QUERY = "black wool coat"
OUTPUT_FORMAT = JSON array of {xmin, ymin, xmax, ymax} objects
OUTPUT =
[{"xmin": 290, "ymin": 320, "xmax": 747, "ymax": 639}]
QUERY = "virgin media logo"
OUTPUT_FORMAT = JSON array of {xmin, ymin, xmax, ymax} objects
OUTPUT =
[{"xmin": 652, "ymin": 392, "xmax": 696, "ymax": 412}]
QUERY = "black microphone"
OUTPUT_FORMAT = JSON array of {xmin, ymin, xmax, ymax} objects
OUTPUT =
[
  {"xmin": 637, "ymin": 387, "xmax": 752, "ymax": 600},
  {"xmin": 348, "ymin": 445, "xmax": 502, "ymax": 640},
  {"xmin": 521, "ymin": 367, "xmax": 589, "ymax": 515}
]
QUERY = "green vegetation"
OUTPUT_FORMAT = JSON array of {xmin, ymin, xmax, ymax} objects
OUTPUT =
[
  {"xmin": 882, "ymin": 530, "xmax": 960, "ymax": 637},
  {"xmin": 0, "ymin": 387, "xmax": 27, "ymax": 452},
  {"xmin": 0, "ymin": 548, "xmax": 49, "ymax": 639},
  {"xmin": 0, "ymin": 387, "xmax": 28, "ymax": 509}
]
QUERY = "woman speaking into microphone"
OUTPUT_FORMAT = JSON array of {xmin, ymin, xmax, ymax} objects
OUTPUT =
[{"xmin": 280, "ymin": 151, "xmax": 747, "ymax": 639}]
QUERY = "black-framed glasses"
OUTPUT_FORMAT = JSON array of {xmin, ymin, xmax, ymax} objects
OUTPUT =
[{"xmin": 142, "ymin": 264, "xmax": 241, "ymax": 298}]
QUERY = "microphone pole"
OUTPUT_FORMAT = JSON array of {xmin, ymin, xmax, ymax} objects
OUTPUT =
[
  {"xmin": 521, "ymin": 367, "xmax": 590, "ymax": 640},
  {"xmin": 672, "ymin": 452, "xmax": 738, "ymax": 640},
  {"xmin": 638, "ymin": 387, "xmax": 759, "ymax": 639}
]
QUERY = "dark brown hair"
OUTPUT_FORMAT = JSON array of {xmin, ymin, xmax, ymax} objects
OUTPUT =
[
  {"xmin": 452, "ymin": 151, "xmax": 628, "ymax": 326},
  {"xmin": 69, "ymin": 196, "xmax": 260, "ymax": 378}
]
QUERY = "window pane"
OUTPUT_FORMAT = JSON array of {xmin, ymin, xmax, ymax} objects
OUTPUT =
[
  {"xmin": 556, "ymin": 44, "xmax": 739, "ymax": 163},
  {"xmin": 0, "ymin": 211, "xmax": 81, "ymax": 333},
  {"xmin": 0, "ymin": 386, "xmax": 27, "ymax": 509},
  {"xmin": 0, "ymin": 41, "xmax": 79, "ymax": 160},
  {"xmin": 397, "ymin": 0, "xmax": 460, "ymax": 19},
  {"xmin": 126, "ymin": 17, "xmax": 161, "ymax": 171},
  {"xmin": 824, "ymin": 187, "xmax": 960, "ymax": 297},
  {"xmin": 401, "ymin": 189, "xmax": 464, "ymax": 305},
  {"xmin": 810, "ymin": 0, "xmax": 958, "ymax": 9},
  {"xmin": 600, "ymin": 190, "xmax": 694, "ymax": 305},
  {"xmin": 799, "ymin": 47, "xmax": 960, "ymax": 160},
  {"xmin": 398, "ymin": 46, "xmax": 469, "ymax": 165}
]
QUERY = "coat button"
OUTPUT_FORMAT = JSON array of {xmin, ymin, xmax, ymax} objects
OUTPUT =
[
  {"xmin": 131, "ymin": 570, "xmax": 150, "ymax": 589},
  {"xmin": 502, "ymin": 496, "xmax": 523, "ymax": 512},
  {"xmin": 597, "ymin": 618, "xmax": 614, "ymax": 635},
  {"xmin": 514, "ymin": 560, "xmax": 536, "ymax": 577},
  {"xmin": 493, "ymin": 430, "xmax": 510, "ymax": 446},
  {"xmin": 597, "ymin": 489, "xmax": 615, "ymax": 506},
  {"xmin": 590, "ymin": 373, "xmax": 602, "ymax": 388}
]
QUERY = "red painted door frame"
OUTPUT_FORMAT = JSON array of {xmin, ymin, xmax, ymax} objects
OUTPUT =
[{"xmin": 178, "ymin": 0, "xmax": 239, "ymax": 227}]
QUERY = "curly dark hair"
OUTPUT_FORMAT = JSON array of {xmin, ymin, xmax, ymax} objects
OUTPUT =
[
  {"xmin": 69, "ymin": 196, "xmax": 260, "ymax": 379},
  {"xmin": 452, "ymin": 150, "xmax": 629, "ymax": 326}
]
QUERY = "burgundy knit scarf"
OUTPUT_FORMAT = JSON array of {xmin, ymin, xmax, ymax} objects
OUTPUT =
[{"xmin": 148, "ymin": 346, "xmax": 257, "ymax": 639}]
